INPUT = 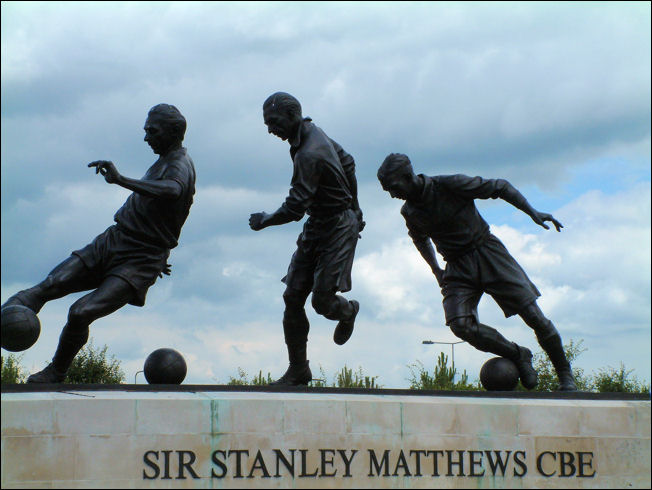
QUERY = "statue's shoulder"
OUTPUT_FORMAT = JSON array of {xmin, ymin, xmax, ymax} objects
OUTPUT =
[
  {"xmin": 159, "ymin": 148, "xmax": 196, "ymax": 185},
  {"xmin": 304, "ymin": 122, "xmax": 330, "ymax": 147},
  {"xmin": 400, "ymin": 200, "xmax": 417, "ymax": 218},
  {"xmin": 165, "ymin": 148, "xmax": 194, "ymax": 168},
  {"xmin": 297, "ymin": 124, "xmax": 337, "ymax": 164},
  {"xmin": 175, "ymin": 147, "xmax": 192, "ymax": 162},
  {"xmin": 437, "ymin": 173, "xmax": 476, "ymax": 186}
]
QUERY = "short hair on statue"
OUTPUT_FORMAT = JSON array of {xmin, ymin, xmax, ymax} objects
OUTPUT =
[
  {"xmin": 263, "ymin": 92, "xmax": 302, "ymax": 118},
  {"xmin": 148, "ymin": 104, "xmax": 187, "ymax": 141},
  {"xmin": 377, "ymin": 153, "xmax": 413, "ymax": 182}
]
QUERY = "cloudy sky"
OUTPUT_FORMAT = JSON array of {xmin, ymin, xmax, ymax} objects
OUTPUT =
[{"xmin": 2, "ymin": 1, "xmax": 650, "ymax": 388}]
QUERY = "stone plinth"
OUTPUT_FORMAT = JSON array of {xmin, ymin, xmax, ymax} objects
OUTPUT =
[{"xmin": 1, "ymin": 386, "xmax": 650, "ymax": 488}]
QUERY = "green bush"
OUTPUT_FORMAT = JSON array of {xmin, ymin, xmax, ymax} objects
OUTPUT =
[
  {"xmin": 209, "ymin": 338, "xmax": 652, "ymax": 393},
  {"xmin": 527, "ymin": 338, "xmax": 592, "ymax": 392},
  {"xmin": 64, "ymin": 339, "xmax": 125, "ymax": 384},
  {"xmin": 226, "ymin": 364, "xmax": 382, "ymax": 388},
  {"xmin": 1, "ymin": 353, "xmax": 28, "ymax": 384},
  {"xmin": 410, "ymin": 339, "xmax": 649, "ymax": 393},
  {"xmin": 408, "ymin": 352, "xmax": 480, "ymax": 391},
  {"xmin": 333, "ymin": 365, "xmax": 381, "ymax": 388},
  {"xmin": 227, "ymin": 368, "xmax": 273, "ymax": 386},
  {"xmin": 592, "ymin": 363, "xmax": 650, "ymax": 394}
]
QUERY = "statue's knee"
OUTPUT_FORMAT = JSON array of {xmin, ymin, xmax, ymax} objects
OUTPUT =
[
  {"xmin": 520, "ymin": 302, "xmax": 539, "ymax": 322},
  {"xmin": 521, "ymin": 303, "xmax": 557, "ymax": 338},
  {"xmin": 450, "ymin": 317, "xmax": 474, "ymax": 341},
  {"xmin": 311, "ymin": 292, "xmax": 334, "ymax": 316},
  {"xmin": 283, "ymin": 288, "xmax": 306, "ymax": 311},
  {"xmin": 67, "ymin": 301, "xmax": 93, "ymax": 329}
]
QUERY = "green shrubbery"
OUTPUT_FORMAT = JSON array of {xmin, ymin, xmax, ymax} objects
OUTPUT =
[
  {"xmin": 1, "ymin": 353, "xmax": 28, "ymax": 384},
  {"xmin": 409, "ymin": 339, "xmax": 650, "ymax": 393},
  {"xmin": 1, "ymin": 338, "xmax": 125, "ymax": 384},
  {"xmin": 227, "ymin": 367, "xmax": 273, "ymax": 386},
  {"xmin": 3, "ymin": 337, "xmax": 649, "ymax": 392},
  {"xmin": 64, "ymin": 339, "xmax": 126, "ymax": 384},
  {"xmin": 407, "ymin": 353, "xmax": 480, "ymax": 391},
  {"xmin": 227, "ymin": 364, "xmax": 382, "ymax": 388}
]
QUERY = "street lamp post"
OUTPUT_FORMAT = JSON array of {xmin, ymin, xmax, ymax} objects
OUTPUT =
[{"xmin": 422, "ymin": 340, "xmax": 465, "ymax": 380}]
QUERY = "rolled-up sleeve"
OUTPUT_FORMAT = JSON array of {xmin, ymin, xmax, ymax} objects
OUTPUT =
[
  {"xmin": 160, "ymin": 161, "xmax": 191, "ymax": 199},
  {"xmin": 438, "ymin": 174, "xmax": 528, "ymax": 208}
]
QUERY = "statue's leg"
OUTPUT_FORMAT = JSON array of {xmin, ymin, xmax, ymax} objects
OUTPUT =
[
  {"xmin": 449, "ymin": 316, "xmax": 538, "ymax": 389},
  {"xmin": 449, "ymin": 316, "xmax": 519, "ymax": 358},
  {"xmin": 310, "ymin": 209, "xmax": 360, "ymax": 345},
  {"xmin": 3, "ymin": 255, "xmax": 96, "ymax": 313},
  {"xmin": 27, "ymin": 275, "xmax": 134, "ymax": 383},
  {"xmin": 282, "ymin": 286, "xmax": 311, "ymax": 360},
  {"xmin": 443, "ymin": 282, "xmax": 520, "ymax": 360},
  {"xmin": 519, "ymin": 302, "xmax": 577, "ymax": 391},
  {"xmin": 311, "ymin": 290, "xmax": 354, "ymax": 321},
  {"xmin": 270, "ymin": 286, "xmax": 312, "ymax": 386},
  {"xmin": 311, "ymin": 290, "xmax": 359, "ymax": 345}
]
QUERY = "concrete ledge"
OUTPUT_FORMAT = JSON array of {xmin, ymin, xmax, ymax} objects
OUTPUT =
[
  {"xmin": 2, "ymin": 387, "xmax": 650, "ymax": 489},
  {"xmin": 3, "ymin": 383, "xmax": 649, "ymax": 399}
]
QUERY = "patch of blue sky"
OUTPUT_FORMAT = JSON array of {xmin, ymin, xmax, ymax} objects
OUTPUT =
[
  {"xmin": 565, "ymin": 156, "xmax": 651, "ymax": 194},
  {"xmin": 479, "ymin": 156, "xmax": 650, "ymax": 231}
]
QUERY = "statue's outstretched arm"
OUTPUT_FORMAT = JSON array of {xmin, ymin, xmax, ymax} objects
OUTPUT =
[
  {"xmin": 88, "ymin": 160, "xmax": 182, "ymax": 200},
  {"xmin": 249, "ymin": 205, "xmax": 298, "ymax": 231},
  {"xmin": 442, "ymin": 174, "xmax": 563, "ymax": 232},
  {"xmin": 491, "ymin": 178, "xmax": 564, "ymax": 232}
]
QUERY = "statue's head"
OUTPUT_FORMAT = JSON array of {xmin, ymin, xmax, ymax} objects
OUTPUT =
[
  {"xmin": 144, "ymin": 104, "xmax": 186, "ymax": 155},
  {"xmin": 377, "ymin": 153, "xmax": 416, "ymax": 200},
  {"xmin": 262, "ymin": 92, "xmax": 303, "ymax": 141}
]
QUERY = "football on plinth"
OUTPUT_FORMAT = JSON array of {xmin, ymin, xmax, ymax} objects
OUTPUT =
[
  {"xmin": 144, "ymin": 348, "xmax": 187, "ymax": 384},
  {"xmin": 480, "ymin": 357, "xmax": 520, "ymax": 391},
  {"xmin": 1, "ymin": 305, "xmax": 41, "ymax": 352}
]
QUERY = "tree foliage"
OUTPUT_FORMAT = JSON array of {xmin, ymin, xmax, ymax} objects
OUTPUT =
[
  {"xmin": 224, "ymin": 342, "xmax": 649, "ymax": 393},
  {"xmin": 64, "ymin": 339, "xmax": 125, "ymax": 384},
  {"xmin": 592, "ymin": 363, "xmax": 650, "ymax": 394},
  {"xmin": 311, "ymin": 364, "xmax": 382, "ymax": 388},
  {"xmin": 227, "ymin": 364, "xmax": 382, "ymax": 388},
  {"xmin": 1, "ymin": 353, "xmax": 28, "ymax": 384},
  {"xmin": 408, "ymin": 353, "xmax": 480, "ymax": 391},
  {"xmin": 411, "ymin": 339, "xmax": 650, "ymax": 393},
  {"xmin": 332, "ymin": 365, "xmax": 381, "ymax": 388},
  {"xmin": 525, "ymin": 338, "xmax": 593, "ymax": 392},
  {"xmin": 227, "ymin": 368, "xmax": 273, "ymax": 386},
  {"xmin": 5, "ymin": 336, "xmax": 649, "ymax": 391}
]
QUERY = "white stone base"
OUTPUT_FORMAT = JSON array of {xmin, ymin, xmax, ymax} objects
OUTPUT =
[{"xmin": 1, "ymin": 389, "xmax": 650, "ymax": 488}]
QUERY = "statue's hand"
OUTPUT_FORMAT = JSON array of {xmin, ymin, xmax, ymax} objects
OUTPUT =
[
  {"xmin": 158, "ymin": 263, "xmax": 172, "ymax": 278},
  {"xmin": 249, "ymin": 212, "xmax": 268, "ymax": 231},
  {"xmin": 355, "ymin": 209, "xmax": 365, "ymax": 235},
  {"xmin": 532, "ymin": 211, "xmax": 563, "ymax": 232},
  {"xmin": 88, "ymin": 160, "xmax": 120, "ymax": 184}
]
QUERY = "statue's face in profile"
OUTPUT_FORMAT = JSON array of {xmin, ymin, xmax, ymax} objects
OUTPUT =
[
  {"xmin": 263, "ymin": 107, "xmax": 295, "ymax": 141},
  {"xmin": 144, "ymin": 116, "xmax": 173, "ymax": 155},
  {"xmin": 381, "ymin": 171, "xmax": 413, "ymax": 200}
]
